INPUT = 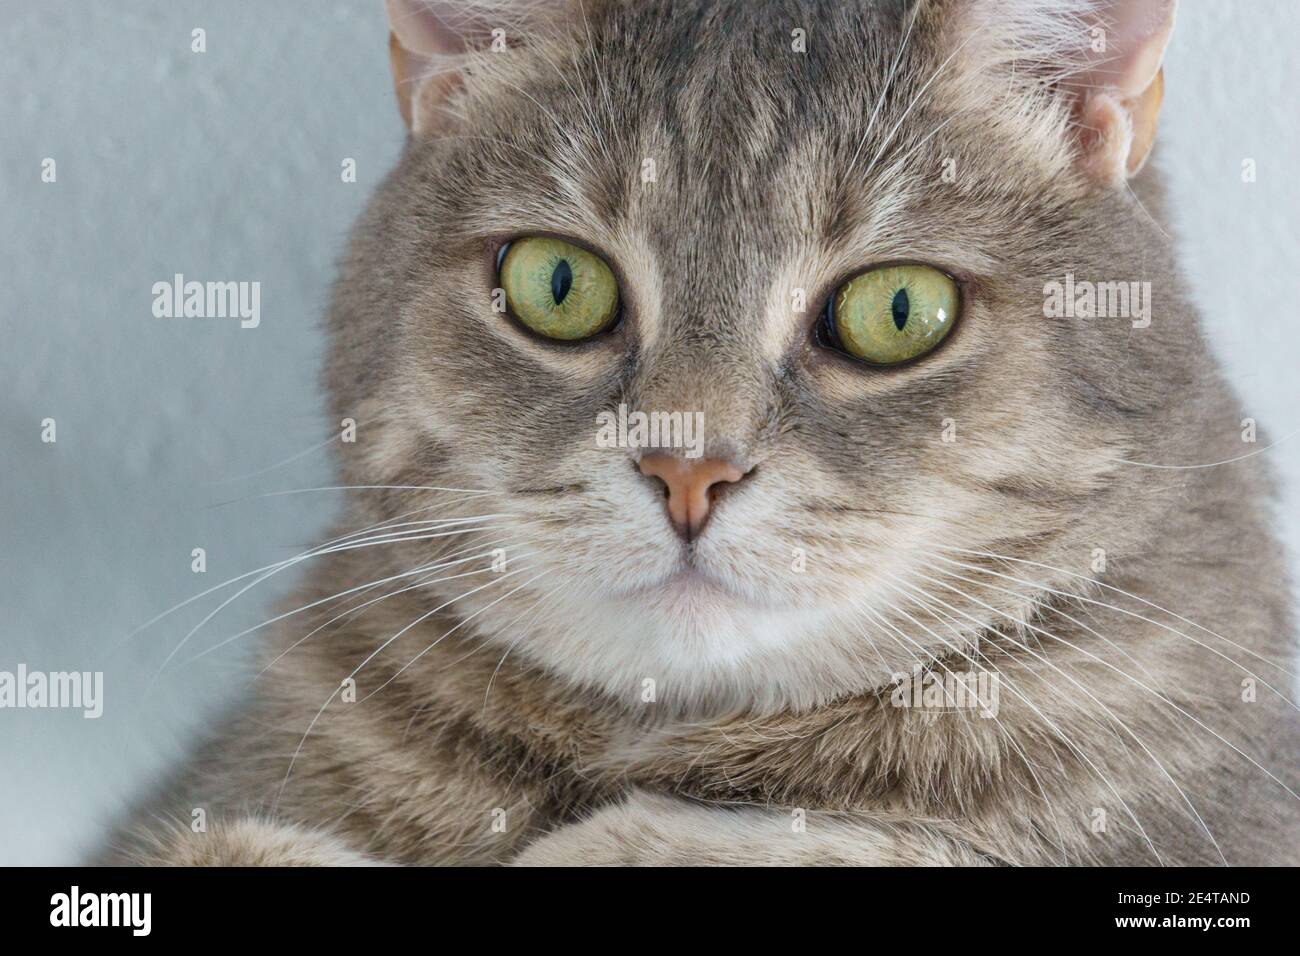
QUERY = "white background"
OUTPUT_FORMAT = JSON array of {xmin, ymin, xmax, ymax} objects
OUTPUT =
[{"xmin": 1, "ymin": 1, "xmax": 1297, "ymax": 864}]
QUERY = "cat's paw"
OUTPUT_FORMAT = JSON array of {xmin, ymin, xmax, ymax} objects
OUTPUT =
[
  {"xmin": 510, "ymin": 789, "xmax": 836, "ymax": 866},
  {"xmin": 115, "ymin": 818, "xmax": 384, "ymax": 866},
  {"xmin": 511, "ymin": 790, "xmax": 996, "ymax": 866},
  {"xmin": 511, "ymin": 790, "xmax": 717, "ymax": 866}
]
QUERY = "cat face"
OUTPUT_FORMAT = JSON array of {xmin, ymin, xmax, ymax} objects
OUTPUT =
[{"xmin": 328, "ymin": 0, "xmax": 1189, "ymax": 713}]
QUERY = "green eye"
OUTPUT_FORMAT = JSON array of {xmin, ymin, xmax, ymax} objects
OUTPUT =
[
  {"xmin": 498, "ymin": 237, "xmax": 620, "ymax": 341},
  {"xmin": 828, "ymin": 264, "xmax": 959, "ymax": 365}
]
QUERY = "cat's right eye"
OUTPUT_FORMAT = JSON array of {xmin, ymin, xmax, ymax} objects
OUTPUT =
[
  {"xmin": 819, "ymin": 264, "xmax": 959, "ymax": 366},
  {"xmin": 497, "ymin": 237, "xmax": 621, "ymax": 341}
]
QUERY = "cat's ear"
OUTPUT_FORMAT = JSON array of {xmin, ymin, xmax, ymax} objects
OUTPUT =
[
  {"xmin": 384, "ymin": 0, "xmax": 498, "ymax": 134},
  {"xmin": 1066, "ymin": 0, "xmax": 1178, "ymax": 182},
  {"xmin": 959, "ymin": 0, "xmax": 1177, "ymax": 185}
]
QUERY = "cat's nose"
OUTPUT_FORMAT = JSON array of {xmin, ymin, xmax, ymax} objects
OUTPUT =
[{"xmin": 638, "ymin": 454, "xmax": 748, "ymax": 540}]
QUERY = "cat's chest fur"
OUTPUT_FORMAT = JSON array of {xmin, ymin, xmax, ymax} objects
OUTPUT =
[
  {"xmin": 268, "ymin": 572, "xmax": 1078, "ymax": 862},
  {"xmin": 258, "ymin": 521, "xmax": 1293, "ymax": 867}
]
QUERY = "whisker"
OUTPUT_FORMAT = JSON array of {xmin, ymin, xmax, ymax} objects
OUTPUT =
[
  {"xmin": 1107, "ymin": 423, "xmax": 1300, "ymax": 470},
  {"xmin": 863, "ymin": 589, "xmax": 1073, "ymax": 864},
  {"xmin": 860, "ymin": 28, "xmax": 982, "ymax": 182},
  {"xmin": 888, "ymin": 568, "xmax": 1231, "ymax": 864},
  {"xmin": 255, "ymin": 533, "xmax": 545, "ymax": 678},
  {"xmin": 359, "ymin": 567, "xmax": 552, "ymax": 703},
  {"xmin": 881, "ymin": 572, "xmax": 1173, "ymax": 864},
  {"xmin": 481, "ymin": 580, "xmax": 573, "ymax": 715},
  {"xmin": 150, "ymin": 519, "xmax": 513, "ymax": 681},
  {"xmin": 210, "ymin": 430, "xmax": 343, "ymax": 486},
  {"xmin": 273, "ymin": 564, "xmax": 543, "ymax": 812},
  {"xmin": 931, "ymin": 552, "xmax": 1300, "ymax": 712},
  {"xmin": 124, "ymin": 496, "xmax": 505, "ymax": 640},
  {"xmin": 189, "ymin": 533, "xmax": 539, "ymax": 667},
  {"xmin": 940, "ymin": 546, "xmax": 1299, "ymax": 681},
  {"xmin": 845, "ymin": 0, "xmax": 922, "ymax": 174},
  {"xmin": 209, "ymin": 483, "xmax": 496, "ymax": 507},
  {"xmin": 915, "ymin": 559, "xmax": 1300, "ymax": 804}
]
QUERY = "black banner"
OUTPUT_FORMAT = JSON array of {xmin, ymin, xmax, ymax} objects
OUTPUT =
[{"xmin": 0, "ymin": 866, "xmax": 1283, "ymax": 941}]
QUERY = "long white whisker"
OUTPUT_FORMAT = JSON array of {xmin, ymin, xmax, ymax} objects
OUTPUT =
[
  {"xmin": 124, "ymin": 498, "xmax": 506, "ymax": 640},
  {"xmin": 941, "ymin": 546, "xmax": 1298, "ymax": 679},
  {"xmin": 889, "ymin": 568, "xmax": 1229, "ymax": 864},
  {"xmin": 359, "ymin": 568, "xmax": 552, "ymax": 703},
  {"xmin": 898, "ymin": 583, "xmax": 1078, "ymax": 854},
  {"xmin": 481, "ymin": 580, "xmax": 572, "ymax": 714},
  {"xmin": 932, "ymin": 553, "xmax": 1299, "ymax": 712},
  {"xmin": 863, "ymin": 589, "xmax": 1072, "ymax": 864},
  {"xmin": 151, "ymin": 519, "xmax": 512, "ymax": 680},
  {"xmin": 881, "ymin": 571, "xmax": 1172, "ymax": 864},
  {"xmin": 918, "ymin": 559, "xmax": 1300, "ymax": 805},
  {"xmin": 219, "ymin": 484, "xmax": 495, "ymax": 503},
  {"xmin": 189, "ymin": 534, "xmax": 537, "ymax": 667},
  {"xmin": 845, "ymin": 0, "xmax": 922, "ymax": 174},
  {"xmin": 254, "ymin": 533, "xmax": 544, "ymax": 678},
  {"xmin": 273, "ymin": 564, "xmax": 541, "ymax": 811},
  {"xmin": 211, "ymin": 431, "xmax": 343, "ymax": 486},
  {"xmin": 860, "ymin": 29, "xmax": 981, "ymax": 182}
]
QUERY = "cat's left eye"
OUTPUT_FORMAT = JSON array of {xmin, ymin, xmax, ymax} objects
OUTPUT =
[
  {"xmin": 821, "ymin": 264, "xmax": 959, "ymax": 366},
  {"xmin": 497, "ymin": 237, "xmax": 620, "ymax": 341}
]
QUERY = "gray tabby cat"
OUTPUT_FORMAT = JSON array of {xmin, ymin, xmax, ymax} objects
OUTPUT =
[{"xmin": 112, "ymin": 0, "xmax": 1299, "ymax": 865}]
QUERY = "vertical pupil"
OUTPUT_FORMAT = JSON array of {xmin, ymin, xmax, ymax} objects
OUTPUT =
[
  {"xmin": 891, "ymin": 287, "xmax": 909, "ymax": 330},
  {"xmin": 551, "ymin": 260, "xmax": 574, "ymax": 305}
]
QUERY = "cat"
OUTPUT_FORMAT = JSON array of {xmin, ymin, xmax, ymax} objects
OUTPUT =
[{"xmin": 108, "ymin": 0, "xmax": 1300, "ymax": 865}]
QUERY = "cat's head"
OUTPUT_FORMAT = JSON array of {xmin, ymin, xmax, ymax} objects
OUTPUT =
[{"xmin": 327, "ymin": 0, "xmax": 1194, "ymax": 714}]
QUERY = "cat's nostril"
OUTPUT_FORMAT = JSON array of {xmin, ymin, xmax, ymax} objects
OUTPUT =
[{"xmin": 638, "ymin": 454, "xmax": 751, "ymax": 541}]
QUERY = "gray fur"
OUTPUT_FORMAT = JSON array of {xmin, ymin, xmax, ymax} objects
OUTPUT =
[{"xmin": 106, "ymin": 0, "xmax": 1298, "ymax": 866}]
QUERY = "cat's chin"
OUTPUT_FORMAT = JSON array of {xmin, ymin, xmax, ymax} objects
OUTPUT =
[{"xmin": 507, "ymin": 583, "xmax": 890, "ymax": 715}]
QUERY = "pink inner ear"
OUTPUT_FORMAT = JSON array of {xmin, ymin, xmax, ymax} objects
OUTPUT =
[
  {"xmin": 1075, "ymin": 0, "xmax": 1176, "ymax": 98},
  {"xmin": 1062, "ymin": 0, "xmax": 1176, "ymax": 183},
  {"xmin": 385, "ymin": 0, "xmax": 489, "ymax": 56}
]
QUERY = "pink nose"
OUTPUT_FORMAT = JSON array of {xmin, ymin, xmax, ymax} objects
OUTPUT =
[{"xmin": 638, "ymin": 454, "xmax": 747, "ymax": 539}]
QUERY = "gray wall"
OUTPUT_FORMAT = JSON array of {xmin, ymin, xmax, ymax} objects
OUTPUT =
[
  {"xmin": 2, "ymin": 0, "xmax": 402, "ymax": 864},
  {"xmin": 2, "ymin": 1, "xmax": 1298, "ymax": 864}
]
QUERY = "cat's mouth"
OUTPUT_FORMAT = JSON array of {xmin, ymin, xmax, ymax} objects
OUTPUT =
[
  {"xmin": 614, "ymin": 557, "xmax": 804, "ymax": 614},
  {"xmin": 618, "ymin": 564, "xmax": 740, "ymax": 603}
]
